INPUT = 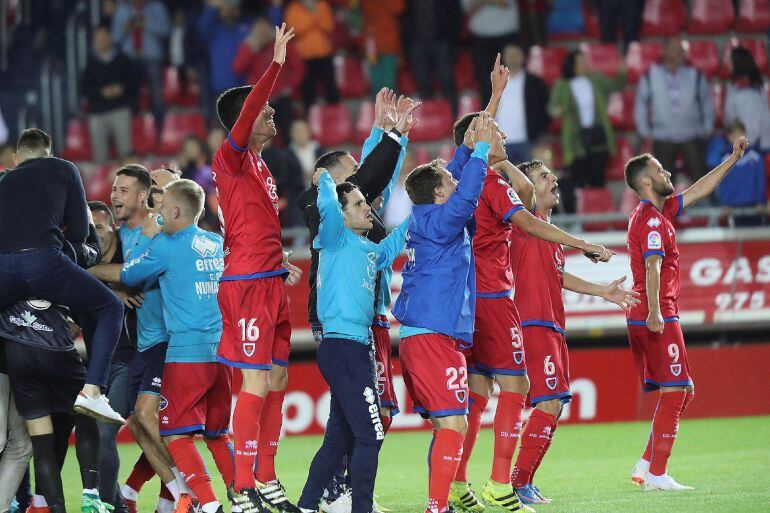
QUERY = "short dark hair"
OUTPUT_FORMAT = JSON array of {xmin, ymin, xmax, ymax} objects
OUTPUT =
[
  {"xmin": 453, "ymin": 112, "xmax": 480, "ymax": 147},
  {"xmin": 405, "ymin": 159, "xmax": 445, "ymax": 205},
  {"xmin": 216, "ymin": 86, "xmax": 253, "ymax": 131},
  {"xmin": 335, "ymin": 182, "xmax": 359, "ymax": 210},
  {"xmin": 315, "ymin": 150, "xmax": 350, "ymax": 173},
  {"xmin": 116, "ymin": 164, "xmax": 152, "ymax": 191},
  {"xmin": 561, "ymin": 50, "xmax": 582, "ymax": 80},
  {"xmin": 730, "ymin": 46, "xmax": 762, "ymax": 86},
  {"xmin": 624, "ymin": 153, "xmax": 653, "ymax": 192},
  {"xmin": 88, "ymin": 200, "xmax": 114, "ymax": 224},
  {"xmin": 517, "ymin": 160, "xmax": 545, "ymax": 179},
  {"xmin": 17, "ymin": 128, "xmax": 51, "ymax": 154}
]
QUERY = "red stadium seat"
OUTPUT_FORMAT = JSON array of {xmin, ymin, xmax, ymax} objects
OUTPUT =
[
  {"xmin": 722, "ymin": 38, "xmax": 769, "ymax": 77},
  {"xmin": 576, "ymin": 187, "xmax": 616, "ymax": 231},
  {"xmin": 583, "ymin": 3, "xmax": 600, "ymax": 38},
  {"xmin": 736, "ymin": 0, "xmax": 770, "ymax": 32},
  {"xmin": 308, "ymin": 104, "xmax": 353, "ymax": 147},
  {"xmin": 605, "ymin": 137, "xmax": 634, "ymax": 181},
  {"xmin": 458, "ymin": 94, "xmax": 481, "ymax": 118},
  {"xmin": 131, "ymin": 113, "xmax": 157, "ymax": 155},
  {"xmin": 683, "ymin": 40, "xmax": 720, "ymax": 77},
  {"xmin": 85, "ymin": 165, "xmax": 115, "ymax": 203},
  {"xmin": 688, "ymin": 0, "xmax": 736, "ymax": 34},
  {"xmin": 163, "ymin": 67, "xmax": 200, "ymax": 107},
  {"xmin": 640, "ymin": 0, "xmax": 687, "ymax": 36},
  {"xmin": 625, "ymin": 41, "xmax": 664, "ymax": 84},
  {"xmin": 407, "ymin": 99, "xmax": 453, "ymax": 142},
  {"xmin": 157, "ymin": 112, "xmax": 207, "ymax": 155},
  {"xmin": 455, "ymin": 51, "xmax": 477, "ymax": 91},
  {"xmin": 580, "ymin": 43, "xmax": 622, "ymax": 77},
  {"xmin": 607, "ymin": 88, "xmax": 635, "ymax": 130},
  {"xmin": 619, "ymin": 187, "xmax": 639, "ymax": 216},
  {"xmin": 334, "ymin": 56, "xmax": 369, "ymax": 99},
  {"xmin": 412, "ymin": 146, "xmax": 431, "ymax": 166},
  {"xmin": 437, "ymin": 143, "xmax": 455, "ymax": 163},
  {"xmin": 354, "ymin": 101, "xmax": 374, "ymax": 145},
  {"xmin": 63, "ymin": 119, "xmax": 92, "ymax": 161},
  {"xmin": 711, "ymin": 82, "xmax": 725, "ymax": 127},
  {"xmin": 396, "ymin": 66, "xmax": 418, "ymax": 95},
  {"xmin": 527, "ymin": 46, "xmax": 569, "ymax": 86}
]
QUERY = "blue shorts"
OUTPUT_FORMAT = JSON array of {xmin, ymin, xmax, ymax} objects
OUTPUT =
[{"xmin": 128, "ymin": 342, "xmax": 168, "ymax": 413}]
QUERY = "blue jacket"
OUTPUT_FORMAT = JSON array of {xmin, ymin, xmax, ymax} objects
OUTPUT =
[
  {"xmin": 707, "ymin": 140, "xmax": 766, "ymax": 207},
  {"xmin": 314, "ymin": 172, "xmax": 409, "ymax": 343},
  {"xmin": 392, "ymin": 143, "xmax": 489, "ymax": 343},
  {"xmin": 120, "ymin": 225, "xmax": 168, "ymax": 351},
  {"xmin": 121, "ymin": 225, "xmax": 224, "ymax": 363},
  {"xmin": 197, "ymin": 6, "xmax": 252, "ymax": 93}
]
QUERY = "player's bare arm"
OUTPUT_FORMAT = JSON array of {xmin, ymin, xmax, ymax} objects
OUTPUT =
[
  {"xmin": 89, "ymin": 263, "xmax": 123, "ymax": 284},
  {"xmin": 645, "ymin": 255, "xmax": 664, "ymax": 333},
  {"xmin": 282, "ymin": 250, "xmax": 302, "ymax": 286},
  {"xmin": 563, "ymin": 273, "xmax": 641, "ymax": 311},
  {"xmin": 494, "ymin": 160, "xmax": 535, "ymax": 211},
  {"xmin": 680, "ymin": 135, "xmax": 748, "ymax": 209},
  {"xmin": 485, "ymin": 52, "xmax": 509, "ymax": 117}
]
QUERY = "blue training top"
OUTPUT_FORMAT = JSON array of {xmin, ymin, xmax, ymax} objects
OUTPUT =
[
  {"xmin": 119, "ymin": 224, "xmax": 168, "ymax": 351},
  {"xmin": 392, "ymin": 143, "xmax": 490, "ymax": 343},
  {"xmin": 121, "ymin": 225, "xmax": 224, "ymax": 362},
  {"xmin": 313, "ymin": 171, "xmax": 409, "ymax": 343}
]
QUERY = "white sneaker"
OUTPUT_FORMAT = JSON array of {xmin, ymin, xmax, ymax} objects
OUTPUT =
[
  {"xmin": 643, "ymin": 473, "xmax": 694, "ymax": 491},
  {"xmin": 630, "ymin": 459, "xmax": 649, "ymax": 486},
  {"xmin": 320, "ymin": 490, "xmax": 351, "ymax": 513},
  {"xmin": 74, "ymin": 392, "xmax": 125, "ymax": 425}
]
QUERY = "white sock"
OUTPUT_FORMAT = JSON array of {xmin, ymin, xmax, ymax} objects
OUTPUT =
[
  {"xmin": 83, "ymin": 488, "xmax": 99, "ymax": 498},
  {"xmin": 636, "ymin": 458, "xmax": 650, "ymax": 471},
  {"xmin": 300, "ymin": 509, "xmax": 316, "ymax": 513},
  {"xmin": 201, "ymin": 501, "xmax": 220, "ymax": 513},
  {"xmin": 121, "ymin": 485, "xmax": 139, "ymax": 501},
  {"xmin": 32, "ymin": 495, "xmax": 48, "ymax": 508},
  {"xmin": 172, "ymin": 467, "xmax": 192, "ymax": 494},
  {"xmin": 165, "ymin": 480, "xmax": 181, "ymax": 501},
  {"xmin": 157, "ymin": 498, "xmax": 175, "ymax": 513}
]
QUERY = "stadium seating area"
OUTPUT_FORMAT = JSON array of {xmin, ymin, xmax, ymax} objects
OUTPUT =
[{"xmin": 56, "ymin": 0, "xmax": 769, "ymax": 230}]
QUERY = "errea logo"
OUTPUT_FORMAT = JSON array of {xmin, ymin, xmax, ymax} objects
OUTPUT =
[
  {"xmin": 647, "ymin": 217, "xmax": 662, "ymax": 228},
  {"xmin": 192, "ymin": 235, "xmax": 218, "ymax": 257}
]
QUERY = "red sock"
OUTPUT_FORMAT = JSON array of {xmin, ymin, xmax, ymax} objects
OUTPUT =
[
  {"xmin": 255, "ymin": 391, "xmax": 284, "ymax": 484},
  {"xmin": 648, "ymin": 391, "xmax": 686, "ymax": 476},
  {"xmin": 166, "ymin": 437, "xmax": 217, "ymax": 506},
  {"xmin": 510, "ymin": 409, "xmax": 556, "ymax": 488},
  {"xmin": 233, "ymin": 391, "xmax": 265, "ymax": 491},
  {"xmin": 642, "ymin": 392, "xmax": 692, "ymax": 462},
  {"xmin": 528, "ymin": 419, "xmax": 557, "ymax": 484},
  {"xmin": 429, "ymin": 429, "xmax": 465, "ymax": 513},
  {"xmin": 159, "ymin": 483, "xmax": 174, "ymax": 502},
  {"xmin": 206, "ymin": 434, "xmax": 235, "ymax": 488},
  {"xmin": 490, "ymin": 392, "xmax": 526, "ymax": 484},
  {"xmin": 454, "ymin": 392, "xmax": 488, "ymax": 482},
  {"xmin": 126, "ymin": 453, "xmax": 155, "ymax": 492}
]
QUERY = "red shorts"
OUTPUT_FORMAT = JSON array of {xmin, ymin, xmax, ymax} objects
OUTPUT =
[
  {"xmin": 159, "ymin": 362, "xmax": 233, "ymax": 437},
  {"xmin": 628, "ymin": 320, "xmax": 693, "ymax": 392},
  {"xmin": 372, "ymin": 315, "xmax": 398, "ymax": 414},
  {"xmin": 217, "ymin": 276, "xmax": 291, "ymax": 370},
  {"xmin": 467, "ymin": 296, "xmax": 526, "ymax": 378},
  {"xmin": 522, "ymin": 325, "xmax": 571, "ymax": 406},
  {"xmin": 400, "ymin": 333, "xmax": 469, "ymax": 418}
]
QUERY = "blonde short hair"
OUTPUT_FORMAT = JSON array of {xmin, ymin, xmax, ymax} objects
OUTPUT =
[{"xmin": 164, "ymin": 179, "xmax": 205, "ymax": 220}]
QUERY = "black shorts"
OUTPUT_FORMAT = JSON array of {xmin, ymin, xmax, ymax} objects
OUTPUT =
[
  {"xmin": 128, "ymin": 342, "xmax": 168, "ymax": 413},
  {"xmin": 4, "ymin": 341, "xmax": 85, "ymax": 420}
]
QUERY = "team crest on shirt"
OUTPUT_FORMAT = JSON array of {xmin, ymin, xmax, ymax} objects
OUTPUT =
[
  {"xmin": 670, "ymin": 363, "xmax": 682, "ymax": 376},
  {"xmin": 647, "ymin": 231, "xmax": 662, "ymax": 249},
  {"xmin": 507, "ymin": 188, "xmax": 521, "ymax": 205},
  {"xmin": 455, "ymin": 390, "xmax": 467, "ymax": 403},
  {"xmin": 546, "ymin": 377, "xmax": 558, "ymax": 390},
  {"xmin": 554, "ymin": 251, "xmax": 564, "ymax": 272},
  {"xmin": 243, "ymin": 342, "xmax": 256, "ymax": 357},
  {"xmin": 159, "ymin": 395, "xmax": 168, "ymax": 411},
  {"xmin": 513, "ymin": 351, "xmax": 525, "ymax": 365},
  {"xmin": 647, "ymin": 217, "xmax": 661, "ymax": 228}
]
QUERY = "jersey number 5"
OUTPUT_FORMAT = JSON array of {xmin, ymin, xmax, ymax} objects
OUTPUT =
[{"xmin": 238, "ymin": 318, "xmax": 260, "ymax": 342}]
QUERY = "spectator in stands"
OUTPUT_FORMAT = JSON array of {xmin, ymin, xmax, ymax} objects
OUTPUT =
[
  {"xmin": 402, "ymin": 0, "xmax": 462, "ymax": 114},
  {"xmin": 80, "ymin": 25, "xmax": 138, "ymax": 164},
  {"xmin": 495, "ymin": 43, "xmax": 550, "ymax": 163},
  {"xmin": 0, "ymin": 144, "xmax": 14, "ymax": 170},
  {"xmin": 519, "ymin": 0, "xmax": 549, "ymax": 47},
  {"xmin": 549, "ymin": 49, "xmax": 626, "ymax": 212},
  {"xmin": 595, "ymin": 0, "xmax": 643, "ymax": 53},
  {"xmin": 285, "ymin": 0, "xmax": 340, "ymax": 110},
  {"xmin": 725, "ymin": 46, "xmax": 770, "ymax": 153},
  {"xmin": 206, "ymin": 126, "xmax": 226, "ymax": 161},
  {"xmin": 111, "ymin": 0, "xmax": 170, "ymax": 133},
  {"xmin": 198, "ymin": 0, "xmax": 252, "ymax": 100},
  {"xmin": 175, "ymin": 136, "xmax": 211, "ymax": 186},
  {"xmin": 634, "ymin": 37, "xmax": 714, "ymax": 180},
  {"xmin": 100, "ymin": 0, "xmax": 118, "ymax": 27},
  {"xmin": 287, "ymin": 120, "xmax": 325, "ymax": 186},
  {"xmin": 708, "ymin": 120, "xmax": 767, "ymax": 226},
  {"xmin": 267, "ymin": 0, "xmax": 284, "ymax": 26},
  {"xmin": 360, "ymin": 0, "xmax": 404, "ymax": 95},
  {"xmin": 169, "ymin": 8, "xmax": 210, "ymax": 118},
  {"xmin": 232, "ymin": 17, "xmax": 305, "ymax": 145},
  {"xmin": 462, "ymin": 0, "xmax": 520, "ymax": 105}
]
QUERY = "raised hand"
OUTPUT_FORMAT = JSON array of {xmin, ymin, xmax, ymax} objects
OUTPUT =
[
  {"xmin": 395, "ymin": 98, "xmax": 421, "ymax": 135},
  {"xmin": 490, "ymin": 52, "xmax": 510, "ymax": 96},
  {"xmin": 601, "ymin": 276, "xmax": 641, "ymax": 311},
  {"xmin": 463, "ymin": 116, "xmax": 479, "ymax": 149},
  {"xmin": 732, "ymin": 135, "xmax": 748, "ymax": 159},
  {"xmin": 373, "ymin": 88, "xmax": 387, "ymax": 129},
  {"xmin": 474, "ymin": 113, "xmax": 497, "ymax": 146},
  {"xmin": 273, "ymin": 23, "xmax": 296, "ymax": 65},
  {"xmin": 141, "ymin": 213, "xmax": 161, "ymax": 238},
  {"xmin": 380, "ymin": 89, "xmax": 398, "ymax": 132}
]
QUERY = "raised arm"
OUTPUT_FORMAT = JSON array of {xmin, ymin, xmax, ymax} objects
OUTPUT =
[
  {"xmin": 447, "ymin": 115, "xmax": 478, "ymax": 180},
  {"xmin": 493, "ymin": 160, "xmax": 535, "ymax": 211},
  {"xmin": 681, "ymin": 135, "xmax": 748, "ymax": 209},
  {"xmin": 314, "ymin": 171, "xmax": 346, "ymax": 250},
  {"xmin": 563, "ymin": 273, "xmax": 640, "ymax": 311},
  {"xmin": 645, "ymin": 255, "xmax": 664, "ymax": 333},
  {"xmin": 485, "ymin": 53, "xmax": 510, "ymax": 118},
  {"xmin": 120, "ymin": 236, "xmax": 168, "ymax": 288},
  {"xmin": 377, "ymin": 216, "xmax": 410, "ymax": 269},
  {"xmin": 510, "ymin": 210, "xmax": 612, "ymax": 261}
]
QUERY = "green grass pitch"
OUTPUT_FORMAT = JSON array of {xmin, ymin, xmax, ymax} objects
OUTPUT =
[{"xmin": 61, "ymin": 416, "xmax": 770, "ymax": 513}]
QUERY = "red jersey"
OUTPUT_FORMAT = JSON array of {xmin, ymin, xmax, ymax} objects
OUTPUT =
[
  {"xmin": 509, "ymin": 212, "xmax": 566, "ymax": 333},
  {"xmin": 626, "ymin": 194, "xmax": 683, "ymax": 321},
  {"xmin": 473, "ymin": 170, "xmax": 525, "ymax": 295},
  {"xmin": 213, "ymin": 142, "xmax": 285, "ymax": 279}
]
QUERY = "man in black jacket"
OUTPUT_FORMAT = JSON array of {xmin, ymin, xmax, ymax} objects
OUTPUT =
[{"xmin": 495, "ymin": 43, "xmax": 550, "ymax": 164}]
